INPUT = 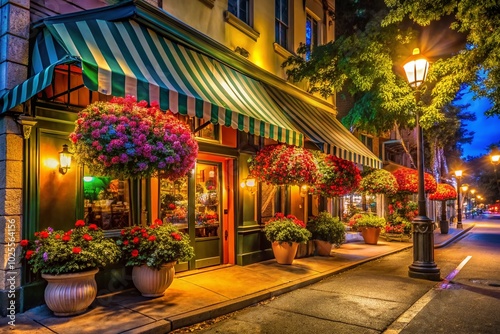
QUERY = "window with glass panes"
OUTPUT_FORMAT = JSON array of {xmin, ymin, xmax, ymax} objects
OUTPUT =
[
  {"xmin": 228, "ymin": 0, "xmax": 250, "ymax": 25},
  {"xmin": 360, "ymin": 134, "xmax": 373, "ymax": 151},
  {"xmin": 305, "ymin": 13, "xmax": 318, "ymax": 60},
  {"xmin": 275, "ymin": 0, "xmax": 289, "ymax": 48}
]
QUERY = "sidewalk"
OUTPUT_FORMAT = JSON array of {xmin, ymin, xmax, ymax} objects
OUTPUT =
[{"xmin": 4, "ymin": 223, "xmax": 474, "ymax": 334}]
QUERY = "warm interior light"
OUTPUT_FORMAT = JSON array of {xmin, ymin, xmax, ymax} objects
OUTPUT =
[
  {"xmin": 241, "ymin": 177, "xmax": 257, "ymax": 195},
  {"xmin": 245, "ymin": 178, "xmax": 256, "ymax": 188},
  {"xmin": 59, "ymin": 144, "xmax": 73, "ymax": 175},
  {"xmin": 492, "ymin": 154, "xmax": 500, "ymax": 164},
  {"xmin": 454, "ymin": 170, "xmax": 463, "ymax": 177},
  {"xmin": 300, "ymin": 185, "xmax": 308, "ymax": 197},
  {"xmin": 44, "ymin": 158, "xmax": 59, "ymax": 169},
  {"xmin": 403, "ymin": 48, "xmax": 429, "ymax": 88}
]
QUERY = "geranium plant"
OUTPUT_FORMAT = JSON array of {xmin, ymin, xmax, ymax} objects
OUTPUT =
[
  {"xmin": 70, "ymin": 95, "xmax": 198, "ymax": 180},
  {"xmin": 117, "ymin": 219, "xmax": 194, "ymax": 270},
  {"xmin": 248, "ymin": 144, "xmax": 317, "ymax": 186},
  {"xmin": 353, "ymin": 214, "xmax": 386, "ymax": 229},
  {"xmin": 311, "ymin": 153, "xmax": 361, "ymax": 198},
  {"xmin": 359, "ymin": 169, "xmax": 398, "ymax": 195},
  {"xmin": 263, "ymin": 213, "xmax": 311, "ymax": 245},
  {"xmin": 429, "ymin": 183, "xmax": 457, "ymax": 201},
  {"xmin": 392, "ymin": 167, "xmax": 437, "ymax": 194},
  {"xmin": 19, "ymin": 220, "xmax": 121, "ymax": 275}
]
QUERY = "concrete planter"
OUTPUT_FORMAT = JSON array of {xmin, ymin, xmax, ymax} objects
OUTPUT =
[
  {"xmin": 42, "ymin": 268, "xmax": 98, "ymax": 316},
  {"xmin": 132, "ymin": 262, "xmax": 176, "ymax": 297}
]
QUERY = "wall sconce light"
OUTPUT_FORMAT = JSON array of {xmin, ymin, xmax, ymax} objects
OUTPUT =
[
  {"xmin": 240, "ymin": 176, "xmax": 257, "ymax": 195},
  {"xmin": 300, "ymin": 185, "xmax": 309, "ymax": 197},
  {"xmin": 59, "ymin": 144, "xmax": 73, "ymax": 175}
]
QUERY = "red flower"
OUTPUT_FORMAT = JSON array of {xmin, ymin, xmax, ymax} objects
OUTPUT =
[
  {"xmin": 121, "ymin": 229, "xmax": 126, "ymax": 235},
  {"xmin": 429, "ymin": 183, "xmax": 457, "ymax": 201},
  {"xmin": 62, "ymin": 235, "xmax": 71, "ymax": 242},
  {"xmin": 142, "ymin": 233, "xmax": 148, "ymax": 238},
  {"xmin": 39, "ymin": 231, "xmax": 49, "ymax": 239},
  {"xmin": 83, "ymin": 234, "xmax": 93, "ymax": 241},
  {"xmin": 25, "ymin": 250, "xmax": 34, "ymax": 259},
  {"xmin": 123, "ymin": 240, "xmax": 129, "ymax": 245},
  {"xmin": 153, "ymin": 218, "xmax": 163, "ymax": 226},
  {"xmin": 72, "ymin": 247, "xmax": 82, "ymax": 254},
  {"xmin": 75, "ymin": 220, "xmax": 86, "ymax": 227},
  {"xmin": 171, "ymin": 232, "xmax": 182, "ymax": 241},
  {"xmin": 148, "ymin": 235, "xmax": 156, "ymax": 242},
  {"xmin": 133, "ymin": 237, "xmax": 140, "ymax": 244},
  {"xmin": 88, "ymin": 224, "xmax": 98, "ymax": 231},
  {"xmin": 20, "ymin": 240, "xmax": 29, "ymax": 247},
  {"xmin": 168, "ymin": 203, "xmax": 176, "ymax": 210},
  {"xmin": 55, "ymin": 234, "xmax": 61, "ymax": 239},
  {"xmin": 131, "ymin": 249, "xmax": 139, "ymax": 257}
]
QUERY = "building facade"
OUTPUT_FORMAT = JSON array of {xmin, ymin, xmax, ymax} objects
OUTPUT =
[{"xmin": 0, "ymin": 0, "xmax": 381, "ymax": 314}]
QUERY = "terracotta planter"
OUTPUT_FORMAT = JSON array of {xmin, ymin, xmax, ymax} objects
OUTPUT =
[
  {"xmin": 42, "ymin": 268, "xmax": 98, "ymax": 316},
  {"xmin": 271, "ymin": 241, "xmax": 299, "ymax": 265},
  {"xmin": 360, "ymin": 227, "xmax": 381, "ymax": 245},
  {"xmin": 132, "ymin": 262, "xmax": 176, "ymax": 297},
  {"xmin": 314, "ymin": 240, "xmax": 333, "ymax": 256},
  {"xmin": 295, "ymin": 240, "xmax": 315, "ymax": 258}
]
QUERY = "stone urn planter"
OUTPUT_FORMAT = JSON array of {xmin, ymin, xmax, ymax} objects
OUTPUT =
[
  {"xmin": 314, "ymin": 240, "xmax": 333, "ymax": 256},
  {"xmin": 42, "ymin": 268, "xmax": 98, "ymax": 316},
  {"xmin": 360, "ymin": 227, "xmax": 382, "ymax": 245},
  {"xmin": 271, "ymin": 242, "xmax": 299, "ymax": 265},
  {"xmin": 132, "ymin": 262, "xmax": 176, "ymax": 297}
]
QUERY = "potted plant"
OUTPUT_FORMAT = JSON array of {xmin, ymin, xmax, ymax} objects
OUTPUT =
[
  {"xmin": 353, "ymin": 214, "xmax": 386, "ymax": 245},
  {"xmin": 19, "ymin": 220, "xmax": 121, "ymax": 316},
  {"xmin": 308, "ymin": 212, "xmax": 346, "ymax": 256},
  {"xmin": 117, "ymin": 219, "xmax": 194, "ymax": 297},
  {"xmin": 384, "ymin": 216, "xmax": 412, "ymax": 241},
  {"xmin": 263, "ymin": 213, "xmax": 311, "ymax": 264}
]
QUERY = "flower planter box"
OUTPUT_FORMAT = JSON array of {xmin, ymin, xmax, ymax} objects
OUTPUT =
[{"xmin": 384, "ymin": 233, "xmax": 411, "ymax": 242}]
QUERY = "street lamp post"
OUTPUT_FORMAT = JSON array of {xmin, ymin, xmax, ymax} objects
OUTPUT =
[
  {"xmin": 455, "ymin": 170, "xmax": 463, "ymax": 228},
  {"xmin": 491, "ymin": 150, "xmax": 500, "ymax": 196},
  {"xmin": 461, "ymin": 184, "xmax": 469, "ymax": 219},
  {"xmin": 403, "ymin": 48, "xmax": 440, "ymax": 281}
]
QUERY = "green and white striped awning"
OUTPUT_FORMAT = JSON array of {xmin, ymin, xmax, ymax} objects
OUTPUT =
[
  {"xmin": 1, "ymin": 10, "xmax": 302, "ymax": 146},
  {"xmin": 265, "ymin": 85, "xmax": 382, "ymax": 168}
]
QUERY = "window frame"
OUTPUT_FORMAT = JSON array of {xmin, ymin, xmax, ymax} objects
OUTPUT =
[{"xmin": 275, "ymin": 0, "xmax": 289, "ymax": 48}]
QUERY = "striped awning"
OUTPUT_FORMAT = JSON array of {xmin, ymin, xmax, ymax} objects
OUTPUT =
[
  {"xmin": 265, "ymin": 85, "xmax": 382, "ymax": 168},
  {"xmin": 1, "ymin": 14, "xmax": 302, "ymax": 146}
]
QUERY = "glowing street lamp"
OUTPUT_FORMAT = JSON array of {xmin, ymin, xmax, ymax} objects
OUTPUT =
[
  {"xmin": 403, "ymin": 48, "xmax": 440, "ymax": 281},
  {"xmin": 454, "ymin": 170, "xmax": 464, "ymax": 228}
]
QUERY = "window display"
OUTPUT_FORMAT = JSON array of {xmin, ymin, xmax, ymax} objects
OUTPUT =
[
  {"xmin": 83, "ymin": 176, "xmax": 130, "ymax": 230},
  {"xmin": 160, "ymin": 177, "xmax": 188, "ymax": 233},
  {"xmin": 195, "ymin": 164, "xmax": 220, "ymax": 238}
]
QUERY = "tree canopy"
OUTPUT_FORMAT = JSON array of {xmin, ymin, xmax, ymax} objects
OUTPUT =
[{"xmin": 283, "ymin": 0, "xmax": 500, "ymax": 134}]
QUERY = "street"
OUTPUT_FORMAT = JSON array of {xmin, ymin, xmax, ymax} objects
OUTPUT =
[{"xmin": 174, "ymin": 217, "xmax": 500, "ymax": 334}]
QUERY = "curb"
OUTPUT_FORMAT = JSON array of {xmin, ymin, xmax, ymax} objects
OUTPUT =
[{"xmin": 434, "ymin": 224, "xmax": 475, "ymax": 249}]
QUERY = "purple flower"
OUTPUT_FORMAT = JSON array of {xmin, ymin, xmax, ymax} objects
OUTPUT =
[{"xmin": 43, "ymin": 252, "xmax": 49, "ymax": 262}]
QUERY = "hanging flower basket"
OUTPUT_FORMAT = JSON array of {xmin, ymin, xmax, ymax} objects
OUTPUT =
[
  {"xmin": 70, "ymin": 96, "xmax": 198, "ymax": 180},
  {"xmin": 248, "ymin": 144, "xmax": 317, "ymax": 186},
  {"xmin": 392, "ymin": 167, "xmax": 437, "ymax": 194},
  {"xmin": 310, "ymin": 153, "xmax": 361, "ymax": 198},
  {"xmin": 429, "ymin": 183, "xmax": 457, "ymax": 201},
  {"xmin": 359, "ymin": 169, "xmax": 398, "ymax": 195}
]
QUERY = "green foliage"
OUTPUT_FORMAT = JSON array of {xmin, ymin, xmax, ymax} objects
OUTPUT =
[
  {"xmin": 117, "ymin": 219, "xmax": 194, "ymax": 270},
  {"xmin": 263, "ymin": 213, "xmax": 311, "ymax": 245},
  {"xmin": 307, "ymin": 212, "xmax": 346, "ymax": 246},
  {"xmin": 20, "ymin": 221, "xmax": 121, "ymax": 275},
  {"xmin": 354, "ymin": 214, "xmax": 387, "ymax": 228}
]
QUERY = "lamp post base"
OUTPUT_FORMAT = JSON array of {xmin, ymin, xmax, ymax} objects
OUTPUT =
[
  {"xmin": 457, "ymin": 222, "xmax": 463, "ymax": 229},
  {"xmin": 409, "ymin": 216, "xmax": 441, "ymax": 281}
]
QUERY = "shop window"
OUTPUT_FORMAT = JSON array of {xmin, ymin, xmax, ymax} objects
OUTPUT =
[
  {"xmin": 195, "ymin": 164, "xmax": 220, "ymax": 238},
  {"xmin": 305, "ymin": 13, "xmax": 319, "ymax": 60},
  {"xmin": 275, "ymin": 0, "xmax": 289, "ymax": 48},
  {"xmin": 194, "ymin": 118, "xmax": 220, "ymax": 142},
  {"xmin": 160, "ymin": 176, "xmax": 188, "ymax": 233},
  {"xmin": 360, "ymin": 134, "xmax": 374, "ymax": 151},
  {"xmin": 228, "ymin": 0, "xmax": 250, "ymax": 25},
  {"xmin": 83, "ymin": 174, "xmax": 131, "ymax": 230}
]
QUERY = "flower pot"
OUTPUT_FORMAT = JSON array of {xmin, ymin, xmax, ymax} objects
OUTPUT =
[
  {"xmin": 360, "ymin": 227, "xmax": 381, "ymax": 245},
  {"xmin": 271, "ymin": 242, "xmax": 299, "ymax": 265},
  {"xmin": 42, "ymin": 268, "xmax": 98, "ymax": 316},
  {"xmin": 314, "ymin": 240, "xmax": 333, "ymax": 256},
  {"xmin": 295, "ymin": 240, "xmax": 315, "ymax": 258},
  {"xmin": 132, "ymin": 262, "xmax": 176, "ymax": 297}
]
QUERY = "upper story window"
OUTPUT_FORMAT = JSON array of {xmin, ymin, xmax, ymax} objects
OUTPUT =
[
  {"xmin": 275, "ymin": 0, "xmax": 289, "ymax": 48},
  {"xmin": 360, "ymin": 134, "xmax": 373, "ymax": 152},
  {"xmin": 305, "ymin": 13, "xmax": 319, "ymax": 60},
  {"xmin": 228, "ymin": 0, "xmax": 250, "ymax": 25}
]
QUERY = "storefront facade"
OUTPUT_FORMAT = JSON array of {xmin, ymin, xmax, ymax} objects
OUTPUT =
[{"xmin": 0, "ymin": 0, "xmax": 381, "ymax": 314}]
